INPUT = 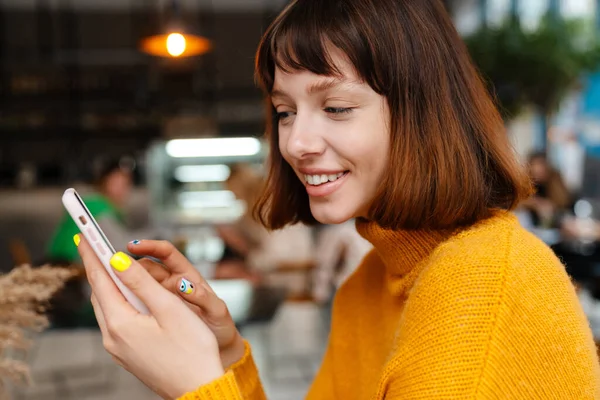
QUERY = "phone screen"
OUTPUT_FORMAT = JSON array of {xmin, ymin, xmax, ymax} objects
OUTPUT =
[{"xmin": 73, "ymin": 190, "xmax": 117, "ymax": 254}]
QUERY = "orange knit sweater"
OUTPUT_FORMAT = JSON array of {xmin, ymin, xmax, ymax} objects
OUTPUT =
[{"xmin": 180, "ymin": 212, "xmax": 600, "ymax": 399}]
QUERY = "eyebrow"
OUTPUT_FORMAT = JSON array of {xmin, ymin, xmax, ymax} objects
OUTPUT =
[
  {"xmin": 271, "ymin": 78, "xmax": 357, "ymax": 100},
  {"xmin": 307, "ymin": 78, "xmax": 346, "ymax": 95}
]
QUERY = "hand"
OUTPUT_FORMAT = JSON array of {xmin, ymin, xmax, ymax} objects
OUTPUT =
[
  {"xmin": 77, "ymin": 236, "xmax": 224, "ymax": 399},
  {"xmin": 127, "ymin": 240, "xmax": 246, "ymax": 369}
]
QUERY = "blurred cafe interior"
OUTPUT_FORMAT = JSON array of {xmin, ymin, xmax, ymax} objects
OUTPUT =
[{"xmin": 1, "ymin": 0, "xmax": 600, "ymax": 399}]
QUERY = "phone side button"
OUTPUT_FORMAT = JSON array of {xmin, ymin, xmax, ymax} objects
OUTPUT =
[
  {"xmin": 87, "ymin": 229, "xmax": 98, "ymax": 242},
  {"xmin": 96, "ymin": 244, "xmax": 107, "ymax": 256}
]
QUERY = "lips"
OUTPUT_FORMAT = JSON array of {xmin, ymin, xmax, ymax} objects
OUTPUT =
[
  {"xmin": 302, "ymin": 171, "xmax": 349, "ymax": 197},
  {"xmin": 304, "ymin": 172, "xmax": 346, "ymax": 186}
]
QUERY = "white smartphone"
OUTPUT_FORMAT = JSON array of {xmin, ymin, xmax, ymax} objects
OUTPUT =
[{"xmin": 62, "ymin": 188, "xmax": 150, "ymax": 315}]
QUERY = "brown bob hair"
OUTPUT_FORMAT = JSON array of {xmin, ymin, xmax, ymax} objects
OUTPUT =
[{"xmin": 254, "ymin": 0, "xmax": 532, "ymax": 231}]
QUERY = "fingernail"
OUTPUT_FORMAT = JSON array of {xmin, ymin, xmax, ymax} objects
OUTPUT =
[
  {"xmin": 179, "ymin": 278, "xmax": 195, "ymax": 294},
  {"xmin": 110, "ymin": 252, "xmax": 132, "ymax": 272},
  {"xmin": 73, "ymin": 234, "xmax": 81, "ymax": 247},
  {"xmin": 130, "ymin": 240, "xmax": 141, "ymax": 245}
]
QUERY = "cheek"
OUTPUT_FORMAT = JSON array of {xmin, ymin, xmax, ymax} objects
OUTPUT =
[
  {"xmin": 340, "ymin": 127, "xmax": 389, "ymax": 174},
  {"xmin": 278, "ymin": 130, "xmax": 292, "ymax": 163}
]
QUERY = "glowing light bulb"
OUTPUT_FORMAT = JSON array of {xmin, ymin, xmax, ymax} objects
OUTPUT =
[{"xmin": 166, "ymin": 33, "xmax": 186, "ymax": 57}]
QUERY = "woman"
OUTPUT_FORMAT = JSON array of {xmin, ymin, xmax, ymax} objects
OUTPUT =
[
  {"xmin": 216, "ymin": 163, "xmax": 314, "ymax": 320},
  {"xmin": 215, "ymin": 163, "xmax": 314, "ymax": 292},
  {"xmin": 75, "ymin": 0, "xmax": 600, "ymax": 398},
  {"xmin": 521, "ymin": 151, "xmax": 572, "ymax": 228},
  {"xmin": 47, "ymin": 157, "xmax": 148, "ymax": 264},
  {"xmin": 46, "ymin": 157, "xmax": 151, "ymax": 328},
  {"xmin": 312, "ymin": 219, "xmax": 372, "ymax": 304}
]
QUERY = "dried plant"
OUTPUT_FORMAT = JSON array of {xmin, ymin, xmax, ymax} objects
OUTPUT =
[{"xmin": 0, "ymin": 264, "xmax": 77, "ymax": 398}]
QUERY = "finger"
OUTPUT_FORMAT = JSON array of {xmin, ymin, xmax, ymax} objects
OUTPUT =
[
  {"xmin": 175, "ymin": 277, "xmax": 229, "ymax": 322},
  {"xmin": 108, "ymin": 251, "xmax": 181, "ymax": 321},
  {"xmin": 138, "ymin": 257, "xmax": 170, "ymax": 283},
  {"xmin": 92, "ymin": 294, "xmax": 124, "ymax": 367},
  {"xmin": 90, "ymin": 293, "xmax": 109, "ymax": 337},
  {"xmin": 77, "ymin": 235, "xmax": 109, "ymax": 286},
  {"xmin": 77, "ymin": 235, "xmax": 131, "ymax": 318},
  {"xmin": 127, "ymin": 240, "xmax": 206, "ymax": 283}
]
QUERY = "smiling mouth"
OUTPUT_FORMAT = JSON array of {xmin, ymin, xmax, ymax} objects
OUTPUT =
[{"xmin": 303, "ymin": 171, "xmax": 349, "ymax": 186}]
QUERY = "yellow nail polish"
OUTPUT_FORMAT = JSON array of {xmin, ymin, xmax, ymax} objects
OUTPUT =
[
  {"xmin": 110, "ymin": 252, "xmax": 131, "ymax": 272},
  {"xmin": 73, "ymin": 234, "xmax": 81, "ymax": 247}
]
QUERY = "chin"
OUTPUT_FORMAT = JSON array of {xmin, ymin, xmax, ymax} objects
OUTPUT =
[{"xmin": 309, "ymin": 201, "xmax": 355, "ymax": 225}]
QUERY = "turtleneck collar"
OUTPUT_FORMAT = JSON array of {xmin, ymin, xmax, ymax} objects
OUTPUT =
[{"xmin": 355, "ymin": 212, "xmax": 517, "ymax": 297}]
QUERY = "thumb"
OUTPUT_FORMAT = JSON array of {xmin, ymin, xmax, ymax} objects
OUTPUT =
[
  {"xmin": 110, "ymin": 252, "xmax": 179, "ymax": 320},
  {"xmin": 176, "ymin": 277, "xmax": 230, "ymax": 322}
]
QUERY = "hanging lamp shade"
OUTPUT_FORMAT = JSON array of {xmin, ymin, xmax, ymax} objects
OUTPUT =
[
  {"xmin": 140, "ymin": 31, "xmax": 212, "ymax": 58},
  {"xmin": 139, "ymin": 0, "xmax": 212, "ymax": 58}
]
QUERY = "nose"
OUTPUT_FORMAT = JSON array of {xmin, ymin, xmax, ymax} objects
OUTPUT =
[{"xmin": 284, "ymin": 113, "xmax": 326, "ymax": 160}]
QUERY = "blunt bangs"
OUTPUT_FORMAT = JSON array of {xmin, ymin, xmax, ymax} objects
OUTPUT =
[{"xmin": 256, "ymin": 1, "xmax": 386, "ymax": 95}]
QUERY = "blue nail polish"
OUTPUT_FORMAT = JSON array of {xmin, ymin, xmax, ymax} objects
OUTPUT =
[{"xmin": 130, "ymin": 240, "xmax": 141, "ymax": 245}]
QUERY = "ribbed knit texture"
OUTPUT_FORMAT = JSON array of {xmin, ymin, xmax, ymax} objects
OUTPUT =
[{"xmin": 179, "ymin": 212, "xmax": 600, "ymax": 399}]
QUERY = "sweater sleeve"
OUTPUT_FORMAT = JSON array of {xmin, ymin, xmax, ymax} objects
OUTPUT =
[
  {"xmin": 383, "ymin": 239, "xmax": 600, "ymax": 399},
  {"xmin": 178, "ymin": 341, "xmax": 267, "ymax": 400}
]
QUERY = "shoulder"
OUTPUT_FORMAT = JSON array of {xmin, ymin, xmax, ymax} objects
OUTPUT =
[
  {"xmin": 428, "ymin": 212, "xmax": 567, "ymax": 292},
  {"xmin": 386, "ymin": 214, "xmax": 599, "ymax": 396},
  {"xmin": 403, "ymin": 212, "xmax": 594, "ymax": 360},
  {"xmin": 403, "ymin": 212, "xmax": 578, "ymax": 341}
]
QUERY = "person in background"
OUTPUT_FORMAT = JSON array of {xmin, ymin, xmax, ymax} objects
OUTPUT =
[
  {"xmin": 553, "ymin": 203, "xmax": 600, "ymax": 289},
  {"xmin": 47, "ymin": 157, "xmax": 154, "ymax": 264},
  {"xmin": 213, "ymin": 163, "xmax": 268, "ymax": 285},
  {"xmin": 312, "ymin": 219, "xmax": 372, "ymax": 330},
  {"xmin": 45, "ymin": 157, "xmax": 154, "ymax": 328},
  {"xmin": 312, "ymin": 219, "xmax": 372, "ymax": 305},
  {"xmin": 215, "ymin": 163, "xmax": 314, "ymax": 319},
  {"xmin": 521, "ymin": 151, "xmax": 572, "ymax": 228}
]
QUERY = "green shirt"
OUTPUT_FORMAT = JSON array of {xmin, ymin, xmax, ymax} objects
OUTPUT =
[{"xmin": 47, "ymin": 194, "xmax": 124, "ymax": 263}]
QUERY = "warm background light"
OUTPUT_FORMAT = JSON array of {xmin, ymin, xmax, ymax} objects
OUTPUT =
[
  {"xmin": 166, "ymin": 33, "xmax": 186, "ymax": 57},
  {"xmin": 140, "ymin": 32, "xmax": 211, "ymax": 58}
]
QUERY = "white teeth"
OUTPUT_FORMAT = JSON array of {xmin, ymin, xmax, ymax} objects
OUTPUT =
[{"xmin": 304, "ymin": 172, "xmax": 346, "ymax": 186}]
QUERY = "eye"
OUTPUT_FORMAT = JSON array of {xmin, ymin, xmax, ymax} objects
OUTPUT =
[
  {"xmin": 180, "ymin": 282, "xmax": 186, "ymax": 291},
  {"xmin": 275, "ymin": 111, "xmax": 295, "ymax": 121},
  {"xmin": 324, "ymin": 107, "xmax": 353, "ymax": 115}
]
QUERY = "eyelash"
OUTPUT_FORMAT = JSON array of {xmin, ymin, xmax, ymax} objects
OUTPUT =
[
  {"xmin": 275, "ymin": 107, "xmax": 354, "ymax": 121},
  {"xmin": 274, "ymin": 111, "xmax": 293, "ymax": 121}
]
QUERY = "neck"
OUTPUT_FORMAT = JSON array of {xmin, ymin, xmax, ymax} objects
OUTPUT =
[
  {"xmin": 356, "ymin": 219, "xmax": 452, "ymax": 276},
  {"xmin": 355, "ymin": 212, "xmax": 516, "ymax": 296}
]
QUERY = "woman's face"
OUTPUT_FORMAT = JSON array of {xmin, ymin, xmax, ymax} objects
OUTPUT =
[
  {"xmin": 273, "ymin": 47, "xmax": 390, "ymax": 224},
  {"xmin": 103, "ymin": 169, "xmax": 133, "ymax": 207},
  {"xmin": 529, "ymin": 157, "xmax": 549, "ymax": 184}
]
